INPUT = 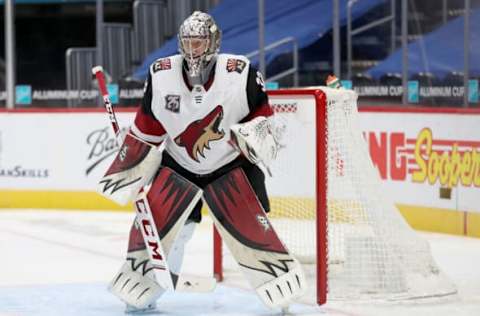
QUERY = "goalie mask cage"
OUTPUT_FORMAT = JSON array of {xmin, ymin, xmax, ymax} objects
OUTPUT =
[{"xmin": 213, "ymin": 88, "xmax": 456, "ymax": 305}]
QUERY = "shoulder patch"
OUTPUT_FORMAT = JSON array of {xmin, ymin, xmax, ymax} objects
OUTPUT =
[
  {"xmin": 226, "ymin": 58, "xmax": 246, "ymax": 74},
  {"xmin": 153, "ymin": 58, "xmax": 172, "ymax": 72}
]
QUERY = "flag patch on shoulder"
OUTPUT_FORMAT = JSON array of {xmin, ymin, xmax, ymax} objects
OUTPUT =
[
  {"xmin": 153, "ymin": 58, "xmax": 172, "ymax": 72},
  {"xmin": 226, "ymin": 59, "xmax": 246, "ymax": 73}
]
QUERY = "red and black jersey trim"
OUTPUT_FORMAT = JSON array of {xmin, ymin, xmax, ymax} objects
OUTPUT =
[
  {"xmin": 245, "ymin": 65, "xmax": 272, "ymax": 118},
  {"xmin": 134, "ymin": 71, "xmax": 167, "ymax": 143},
  {"xmin": 141, "ymin": 72, "xmax": 155, "ymax": 119}
]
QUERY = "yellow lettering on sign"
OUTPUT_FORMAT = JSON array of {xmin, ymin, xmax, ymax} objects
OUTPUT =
[
  {"xmin": 461, "ymin": 152, "xmax": 472, "ymax": 186},
  {"xmin": 474, "ymin": 151, "xmax": 480, "ymax": 187},
  {"xmin": 412, "ymin": 128, "xmax": 431, "ymax": 183},
  {"xmin": 412, "ymin": 128, "xmax": 480, "ymax": 188}
]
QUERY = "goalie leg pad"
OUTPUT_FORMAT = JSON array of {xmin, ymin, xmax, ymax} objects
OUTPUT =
[
  {"xmin": 126, "ymin": 221, "xmax": 196, "ymax": 274},
  {"xmin": 255, "ymin": 264, "xmax": 305, "ymax": 308},
  {"xmin": 111, "ymin": 222, "xmax": 201, "ymax": 310},
  {"xmin": 203, "ymin": 168, "xmax": 306, "ymax": 308},
  {"xmin": 133, "ymin": 167, "xmax": 203, "ymax": 290},
  {"xmin": 109, "ymin": 249, "xmax": 164, "ymax": 310},
  {"xmin": 144, "ymin": 167, "xmax": 203, "ymax": 268}
]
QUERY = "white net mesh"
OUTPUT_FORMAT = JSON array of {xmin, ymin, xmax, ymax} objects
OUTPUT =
[{"xmin": 265, "ymin": 88, "xmax": 456, "ymax": 302}]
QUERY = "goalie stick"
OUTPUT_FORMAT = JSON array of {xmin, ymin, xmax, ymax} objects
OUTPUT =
[
  {"xmin": 92, "ymin": 66, "xmax": 121, "ymax": 142},
  {"xmin": 92, "ymin": 65, "xmax": 175, "ymax": 290},
  {"xmin": 92, "ymin": 66, "xmax": 216, "ymax": 293}
]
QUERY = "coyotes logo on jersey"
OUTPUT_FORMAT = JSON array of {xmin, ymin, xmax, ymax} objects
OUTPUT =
[{"xmin": 174, "ymin": 105, "xmax": 225, "ymax": 162}]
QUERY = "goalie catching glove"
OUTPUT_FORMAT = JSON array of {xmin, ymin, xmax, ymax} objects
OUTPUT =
[{"xmin": 230, "ymin": 116, "xmax": 280, "ymax": 167}]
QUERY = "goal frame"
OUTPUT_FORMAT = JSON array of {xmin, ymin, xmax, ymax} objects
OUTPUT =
[{"xmin": 212, "ymin": 89, "xmax": 329, "ymax": 305}]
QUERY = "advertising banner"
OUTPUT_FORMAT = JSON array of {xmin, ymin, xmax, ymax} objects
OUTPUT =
[
  {"xmin": 359, "ymin": 110, "xmax": 480, "ymax": 213},
  {"xmin": 0, "ymin": 104, "xmax": 479, "ymax": 235},
  {"xmin": 0, "ymin": 112, "xmax": 133, "ymax": 190}
]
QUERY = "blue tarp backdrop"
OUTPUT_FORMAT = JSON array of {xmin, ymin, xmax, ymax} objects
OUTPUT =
[
  {"xmin": 133, "ymin": 0, "xmax": 386, "ymax": 80},
  {"xmin": 367, "ymin": 8, "xmax": 480, "ymax": 79}
]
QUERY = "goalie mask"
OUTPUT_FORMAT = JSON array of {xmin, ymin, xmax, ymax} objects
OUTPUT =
[{"xmin": 178, "ymin": 11, "xmax": 221, "ymax": 81}]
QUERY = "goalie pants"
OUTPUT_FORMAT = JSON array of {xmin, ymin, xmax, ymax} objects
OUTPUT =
[{"xmin": 160, "ymin": 151, "xmax": 270, "ymax": 223}]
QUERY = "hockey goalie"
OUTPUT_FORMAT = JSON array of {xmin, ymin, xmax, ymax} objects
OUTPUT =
[{"xmin": 96, "ymin": 11, "xmax": 306, "ymax": 313}]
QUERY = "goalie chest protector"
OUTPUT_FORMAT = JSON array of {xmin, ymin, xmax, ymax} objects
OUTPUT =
[{"xmin": 149, "ymin": 54, "xmax": 251, "ymax": 174}]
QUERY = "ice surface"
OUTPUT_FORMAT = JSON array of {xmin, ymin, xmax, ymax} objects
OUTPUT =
[{"xmin": 0, "ymin": 210, "xmax": 479, "ymax": 316}]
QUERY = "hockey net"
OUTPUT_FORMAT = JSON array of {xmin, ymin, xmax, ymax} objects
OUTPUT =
[{"xmin": 213, "ymin": 88, "xmax": 456, "ymax": 305}]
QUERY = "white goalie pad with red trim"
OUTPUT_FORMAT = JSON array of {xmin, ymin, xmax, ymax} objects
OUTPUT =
[
  {"xmin": 132, "ymin": 167, "xmax": 203, "ymax": 290},
  {"xmin": 203, "ymin": 168, "xmax": 306, "ymax": 308},
  {"xmin": 110, "ymin": 167, "xmax": 204, "ymax": 309},
  {"xmin": 97, "ymin": 133, "xmax": 162, "ymax": 205}
]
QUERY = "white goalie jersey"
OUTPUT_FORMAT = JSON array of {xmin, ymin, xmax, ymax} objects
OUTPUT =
[{"xmin": 131, "ymin": 53, "xmax": 275, "ymax": 175}]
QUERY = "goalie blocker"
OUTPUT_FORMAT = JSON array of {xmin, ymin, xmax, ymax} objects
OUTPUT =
[
  {"xmin": 97, "ymin": 132, "xmax": 162, "ymax": 205},
  {"xmin": 203, "ymin": 168, "xmax": 306, "ymax": 308}
]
